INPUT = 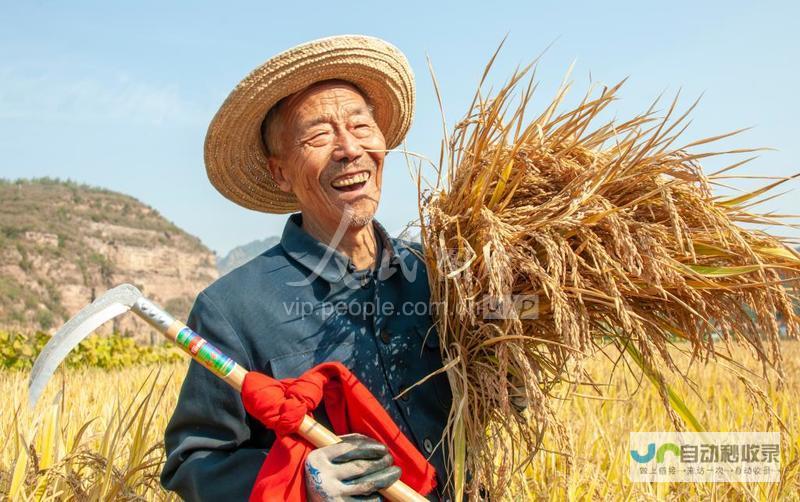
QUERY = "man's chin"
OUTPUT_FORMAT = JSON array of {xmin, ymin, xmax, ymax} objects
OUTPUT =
[
  {"xmin": 347, "ymin": 214, "xmax": 374, "ymax": 228},
  {"xmin": 332, "ymin": 200, "xmax": 378, "ymax": 228}
]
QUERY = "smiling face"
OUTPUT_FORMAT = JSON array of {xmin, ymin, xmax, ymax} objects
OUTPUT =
[{"xmin": 265, "ymin": 80, "xmax": 386, "ymax": 234}]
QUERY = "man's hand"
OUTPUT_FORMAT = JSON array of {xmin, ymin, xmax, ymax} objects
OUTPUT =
[{"xmin": 304, "ymin": 433, "xmax": 402, "ymax": 502}]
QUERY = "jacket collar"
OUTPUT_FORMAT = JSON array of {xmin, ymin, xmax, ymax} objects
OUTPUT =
[{"xmin": 280, "ymin": 213, "xmax": 400, "ymax": 283}]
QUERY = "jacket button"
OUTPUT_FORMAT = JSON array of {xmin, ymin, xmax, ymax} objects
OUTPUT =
[
  {"xmin": 380, "ymin": 329, "xmax": 391, "ymax": 344},
  {"xmin": 423, "ymin": 438, "xmax": 433, "ymax": 454}
]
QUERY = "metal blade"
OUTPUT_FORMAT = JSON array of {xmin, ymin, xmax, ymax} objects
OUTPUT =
[{"xmin": 28, "ymin": 283, "xmax": 143, "ymax": 408}]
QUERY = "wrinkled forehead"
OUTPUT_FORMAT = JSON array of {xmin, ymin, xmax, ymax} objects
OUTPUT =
[{"xmin": 283, "ymin": 81, "xmax": 371, "ymax": 124}]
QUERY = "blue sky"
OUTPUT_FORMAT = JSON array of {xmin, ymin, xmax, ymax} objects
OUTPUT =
[{"xmin": 1, "ymin": 1, "xmax": 799, "ymax": 255}]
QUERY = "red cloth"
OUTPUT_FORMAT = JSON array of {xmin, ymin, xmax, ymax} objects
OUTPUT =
[{"xmin": 240, "ymin": 361, "xmax": 437, "ymax": 501}]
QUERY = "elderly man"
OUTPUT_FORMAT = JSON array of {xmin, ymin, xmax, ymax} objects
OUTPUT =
[{"xmin": 160, "ymin": 35, "xmax": 451, "ymax": 501}]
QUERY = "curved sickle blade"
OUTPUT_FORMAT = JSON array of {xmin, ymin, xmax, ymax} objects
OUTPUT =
[{"xmin": 28, "ymin": 284, "xmax": 143, "ymax": 408}]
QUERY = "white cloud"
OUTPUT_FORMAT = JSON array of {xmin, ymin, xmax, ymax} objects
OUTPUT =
[{"xmin": 0, "ymin": 67, "xmax": 205, "ymax": 126}]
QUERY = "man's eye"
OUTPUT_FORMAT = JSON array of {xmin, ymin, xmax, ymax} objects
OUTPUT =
[
  {"xmin": 307, "ymin": 132, "xmax": 330, "ymax": 141},
  {"xmin": 352, "ymin": 124, "xmax": 372, "ymax": 135}
]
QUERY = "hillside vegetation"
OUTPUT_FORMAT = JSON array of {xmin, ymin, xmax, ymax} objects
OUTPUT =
[{"xmin": 0, "ymin": 178, "xmax": 218, "ymax": 340}]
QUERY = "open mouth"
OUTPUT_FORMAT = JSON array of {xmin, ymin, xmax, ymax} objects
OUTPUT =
[{"xmin": 330, "ymin": 171, "xmax": 370, "ymax": 192}]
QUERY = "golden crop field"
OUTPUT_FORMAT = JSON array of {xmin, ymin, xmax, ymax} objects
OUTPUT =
[{"xmin": 1, "ymin": 342, "xmax": 798, "ymax": 501}]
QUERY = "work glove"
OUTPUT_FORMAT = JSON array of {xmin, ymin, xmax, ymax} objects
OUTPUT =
[{"xmin": 304, "ymin": 433, "xmax": 402, "ymax": 501}]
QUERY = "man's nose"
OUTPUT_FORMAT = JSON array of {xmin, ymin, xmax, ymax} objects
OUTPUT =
[{"xmin": 331, "ymin": 129, "xmax": 364, "ymax": 163}]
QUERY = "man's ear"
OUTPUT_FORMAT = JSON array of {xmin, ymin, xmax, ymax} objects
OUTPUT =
[{"xmin": 267, "ymin": 157, "xmax": 292, "ymax": 193}]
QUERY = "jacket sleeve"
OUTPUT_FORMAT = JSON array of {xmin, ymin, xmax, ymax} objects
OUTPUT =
[{"xmin": 160, "ymin": 291, "xmax": 271, "ymax": 501}]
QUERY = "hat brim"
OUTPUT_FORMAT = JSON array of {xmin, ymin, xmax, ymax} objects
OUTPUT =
[{"xmin": 204, "ymin": 35, "xmax": 415, "ymax": 214}]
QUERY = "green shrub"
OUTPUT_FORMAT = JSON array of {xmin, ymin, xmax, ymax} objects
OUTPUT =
[
  {"xmin": 0, "ymin": 331, "xmax": 183, "ymax": 370},
  {"xmin": 35, "ymin": 309, "xmax": 54, "ymax": 330}
]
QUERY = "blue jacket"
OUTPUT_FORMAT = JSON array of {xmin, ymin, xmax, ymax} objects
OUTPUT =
[{"xmin": 160, "ymin": 213, "xmax": 451, "ymax": 500}]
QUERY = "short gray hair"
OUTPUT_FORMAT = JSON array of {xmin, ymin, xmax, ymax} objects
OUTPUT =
[
  {"xmin": 260, "ymin": 79, "xmax": 374, "ymax": 158},
  {"xmin": 260, "ymin": 95, "xmax": 290, "ymax": 158}
]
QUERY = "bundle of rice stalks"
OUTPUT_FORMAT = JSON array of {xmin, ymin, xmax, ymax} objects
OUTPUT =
[{"xmin": 417, "ymin": 47, "xmax": 800, "ymax": 499}]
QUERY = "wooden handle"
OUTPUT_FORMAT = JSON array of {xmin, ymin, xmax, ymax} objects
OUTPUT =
[{"xmin": 156, "ymin": 318, "xmax": 428, "ymax": 502}]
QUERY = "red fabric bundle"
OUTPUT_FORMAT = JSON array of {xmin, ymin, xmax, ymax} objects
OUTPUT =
[{"xmin": 240, "ymin": 361, "xmax": 437, "ymax": 501}]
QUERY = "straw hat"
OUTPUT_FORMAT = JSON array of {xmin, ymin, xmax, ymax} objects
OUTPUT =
[{"xmin": 204, "ymin": 34, "xmax": 415, "ymax": 214}]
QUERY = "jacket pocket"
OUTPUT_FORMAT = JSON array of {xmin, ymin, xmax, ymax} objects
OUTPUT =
[
  {"xmin": 265, "ymin": 342, "xmax": 356, "ymax": 432},
  {"xmin": 267, "ymin": 340, "xmax": 356, "ymax": 379}
]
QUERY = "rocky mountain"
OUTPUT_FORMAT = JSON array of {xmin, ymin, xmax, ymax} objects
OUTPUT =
[
  {"xmin": 0, "ymin": 178, "xmax": 218, "ymax": 343},
  {"xmin": 217, "ymin": 236, "xmax": 280, "ymax": 276}
]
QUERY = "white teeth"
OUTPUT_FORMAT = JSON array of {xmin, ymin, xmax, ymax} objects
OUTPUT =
[{"xmin": 331, "ymin": 172, "xmax": 369, "ymax": 187}]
